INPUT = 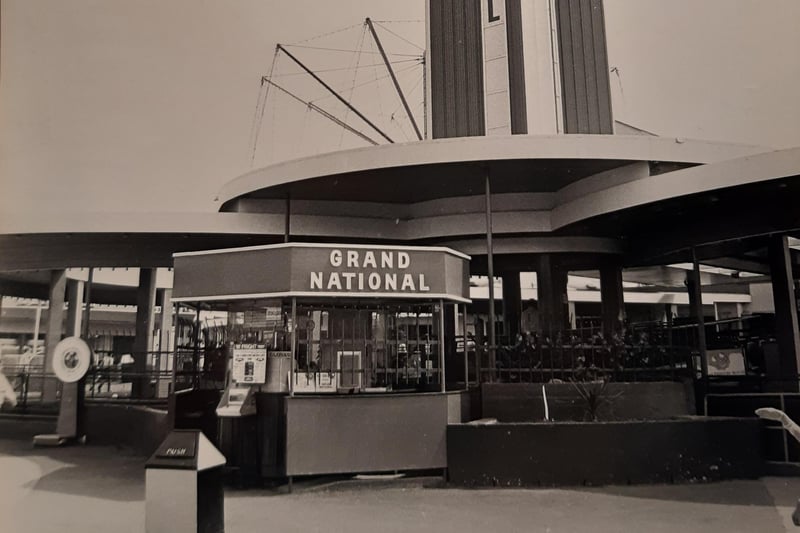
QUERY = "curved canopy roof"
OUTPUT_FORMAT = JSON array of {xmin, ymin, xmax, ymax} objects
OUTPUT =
[{"xmin": 219, "ymin": 134, "xmax": 767, "ymax": 207}]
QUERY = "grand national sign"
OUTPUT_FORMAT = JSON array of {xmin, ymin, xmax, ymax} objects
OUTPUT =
[
  {"xmin": 309, "ymin": 248, "xmax": 431, "ymax": 293},
  {"xmin": 171, "ymin": 243, "xmax": 470, "ymax": 303}
]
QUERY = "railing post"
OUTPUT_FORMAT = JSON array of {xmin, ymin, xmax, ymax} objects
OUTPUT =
[{"xmin": 462, "ymin": 304, "xmax": 469, "ymax": 389}]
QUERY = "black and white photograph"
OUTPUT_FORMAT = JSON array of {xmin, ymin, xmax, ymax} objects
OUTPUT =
[{"xmin": 1, "ymin": 1, "xmax": 800, "ymax": 531}]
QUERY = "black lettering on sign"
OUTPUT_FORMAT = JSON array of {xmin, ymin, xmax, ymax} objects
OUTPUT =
[{"xmin": 488, "ymin": 0, "xmax": 501, "ymax": 22}]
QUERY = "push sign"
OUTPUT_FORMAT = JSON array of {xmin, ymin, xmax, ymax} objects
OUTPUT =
[
  {"xmin": 162, "ymin": 446, "xmax": 191, "ymax": 457},
  {"xmin": 145, "ymin": 430, "xmax": 226, "ymax": 533},
  {"xmin": 149, "ymin": 431, "xmax": 198, "ymax": 469}
]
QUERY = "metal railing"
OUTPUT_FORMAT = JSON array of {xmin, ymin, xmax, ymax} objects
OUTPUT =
[
  {"xmin": 0, "ymin": 366, "xmax": 63, "ymax": 412},
  {"xmin": 464, "ymin": 339, "xmax": 693, "ymax": 385},
  {"xmin": 706, "ymin": 391, "xmax": 800, "ymax": 466},
  {"xmin": 0, "ymin": 349, "xmax": 221, "ymax": 412},
  {"xmin": 461, "ymin": 318, "xmax": 758, "ymax": 385}
]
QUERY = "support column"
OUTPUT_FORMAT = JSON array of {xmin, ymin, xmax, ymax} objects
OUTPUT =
[
  {"xmin": 484, "ymin": 171, "xmax": 496, "ymax": 380},
  {"xmin": 43, "ymin": 270, "xmax": 67, "ymax": 402},
  {"xmin": 57, "ymin": 279, "xmax": 85, "ymax": 439},
  {"xmin": 537, "ymin": 255, "xmax": 569, "ymax": 336},
  {"xmin": 663, "ymin": 304, "xmax": 678, "ymax": 323},
  {"xmin": 443, "ymin": 303, "xmax": 457, "ymax": 385},
  {"xmin": 768, "ymin": 235, "xmax": 800, "ymax": 390},
  {"xmin": 686, "ymin": 249, "xmax": 708, "ymax": 380},
  {"xmin": 439, "ymin": 299, "xmax": 446, "ymax": 392},
  {"xmin": 462, "ymin": 304, "xmax": 469, "ymax": 388},
  {"xmin": 290, "ymin": 297, "xmax": 297, "ymax": 396},
  {"xmin": 285, "ymin": 194, "xmax": 291, "ymax": 243},
  {"xmin": 81, "ymin": 268, "xmax": 93, "ymax": 340},
  {"xmin": 66, "ymin": 280, "xmax": 84, "ymax": 337},
  {"xmin": 600, "ymin": 263, "xmax": 625, "ymax": 339},
  {"xmin": 501, "ymin": 272, "xmax": 522, "ymax": 342},
  {"xmin": 132, "ymin": 268, "xmax": 158, "ymax": 398},
  {"xmin": 157, "ymin": 288, "xmax": 173, "ymax": 397},
  {"xmin": 568, "ymin": 302, "xmax": 577, "ymax": 330},
  {"xmin": 32, "ymin": 301, "xmax": 42, "ymax": 358}
]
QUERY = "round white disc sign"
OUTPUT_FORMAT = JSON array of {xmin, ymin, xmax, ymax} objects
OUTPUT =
[{"xmin": 52, "ymin": 337, "xmax": 92, "ymax": 383}]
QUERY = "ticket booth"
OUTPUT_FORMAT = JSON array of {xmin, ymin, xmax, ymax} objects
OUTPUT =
[{"xmin": 171, "ymin": 243, "xmax": 472, "ymax": 480}]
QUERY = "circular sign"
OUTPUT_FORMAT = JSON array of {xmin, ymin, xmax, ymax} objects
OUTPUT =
[
  {"xmin": 52, "ymin": 337, "xmax": 92, "ymax": 383},
  {"xmin": 709, "ymin": 351, "xmax": 730, "ymax": 371}
]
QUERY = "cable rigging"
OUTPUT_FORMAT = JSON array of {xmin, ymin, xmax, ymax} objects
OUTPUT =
[{"xmin": 249, "ymin": 18, "xmax": 426, "ymax": 166}]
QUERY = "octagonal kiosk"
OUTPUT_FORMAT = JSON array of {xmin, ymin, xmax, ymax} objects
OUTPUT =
[
  {"xmin": 145, "ymin": 429, "xmax": 226, "ymax": 533},
  {"xmin": 171, "ymin": 243, "xmax": 472, "ymax": 482}
]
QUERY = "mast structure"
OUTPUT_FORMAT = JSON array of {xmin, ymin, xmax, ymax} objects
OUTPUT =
[
  {"xmin": 365, "ymin": 18, "xmax": 423, "ymax": 141},
  {"xmin": 276, "ymin": 44, "xmax": 395, "ymax": 143},
  {"xmin": 262, "ymin": 77, "xmax": 379, "ymax": 146}
]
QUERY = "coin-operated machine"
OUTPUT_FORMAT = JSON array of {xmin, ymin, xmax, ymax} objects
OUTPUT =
[
  {"xmin": 216, "ymin": 344, "xmax": 266, "ymax": 416},
  {"xmin": 215, "ymin": 343, "xmax": 267, "ymax": 485}
]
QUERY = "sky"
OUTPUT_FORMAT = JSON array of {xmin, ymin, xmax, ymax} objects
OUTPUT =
[{"xmin": 1, "ymin": 0, "xmax": 799, "ymax": 218}]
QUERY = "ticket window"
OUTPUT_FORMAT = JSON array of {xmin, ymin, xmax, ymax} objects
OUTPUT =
[{"xmin": 294, "ymin": 304, "xmax": 442, "ymax": 393}]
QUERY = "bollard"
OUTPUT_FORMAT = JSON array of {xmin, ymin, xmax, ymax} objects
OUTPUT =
[{"xmin": 145, "ymin": 430, "xmax": 226, "ymax": 533}]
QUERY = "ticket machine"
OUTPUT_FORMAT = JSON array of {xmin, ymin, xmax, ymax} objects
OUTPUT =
[
  {"xmin": 215, "ymin": 343, "xmax": 266, "ymax": 485},
  {"xmin": 216, "ymin": 344, "xmax": 267, "ymax": 417}
]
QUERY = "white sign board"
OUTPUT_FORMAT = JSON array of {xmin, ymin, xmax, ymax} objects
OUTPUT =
[
  {"xmin": 232, "ymin": 348, "xmax": 267, "ymax": 384},
  {"xmin": 293, "ymin": 371, "xmax": 337, "ymax": 393},
  {"xmin": 52, "ymin": 337, "xmax": 92, "ymax": 383},
  {"xmin": 707, "ymin": 349, "xmax": 747, "ymax": 376}
]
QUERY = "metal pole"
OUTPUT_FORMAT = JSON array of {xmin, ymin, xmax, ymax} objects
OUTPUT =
[
  {"xmin": 290, "ymin": 298, "xmax": 297, "ymax": 397},
  {"xmin": 171, "ymin": 306, "xmax": 180, "ymax": 392},
  {"xmin": 439, "ymin": 300, "xmax": 446, "ymax": 392},
  {"xmin": 422, "ymin": 51, "xmax": 428, "ymax": 139},
  {"xmin": 462, "ymin": 303, "xmax": 469, "ymax": 389},
  {"xmin": 485, "ymin": 171, "xmax": 496, "ymax": 381},
  {"xmin": 28, "ymin": 299, "xmax": 42, "ymax": 404},
  {"xmin": 193, "ymin": 307, "xmax": 201, "ymax": 387},
  {"xmin": 33, "ymin": 301, "xmax": 42, "ymax": 355},
  {"xmin": 277, "ymin": 44, "xmax": 395, "ymax": 143},
  {"xmin": 262, "ymin": 77, "xmax": 379, "ymax": 145},
  {"xmin": 365, "ymin": 18, "xmax": 423, "ymax": 140},
  {"xmin": 692, "ymin": 247, "xmax": 708, "ymax": 380},
  {"xmin": 285, "ymin": 193, "xmax": 291, "ymax": 243}
]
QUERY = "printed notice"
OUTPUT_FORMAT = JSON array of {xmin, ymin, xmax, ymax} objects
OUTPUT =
[{"xmin": 232, "ymin": 347, "xmax": 267, "ymax": 384}]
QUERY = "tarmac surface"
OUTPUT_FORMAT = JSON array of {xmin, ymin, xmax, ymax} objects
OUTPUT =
[{"xmin": 1, "ymin": 437, "xmax": 800, "ymax": 533}]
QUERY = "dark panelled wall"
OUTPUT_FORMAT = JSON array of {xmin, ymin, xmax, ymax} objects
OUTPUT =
[
  {"xmin": 555, "ymin": 0, "xmax": 614, "ymax": 134},
  {"xmin": 430, "ymin": 0, "xmax": 485, "ymax": 138},
  {"xmin": 505, "ymin": 0, "xmax": 527, "ymax": 134}
]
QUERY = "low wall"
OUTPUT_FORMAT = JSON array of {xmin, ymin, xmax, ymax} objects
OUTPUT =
[
  {"xmin": 285, "ymin": 391, "xmax": 469, "ymax": 476},
  {"xmin": 447, "ymin": 417, "xmax": 763, "ymax": 487},
  {"xmin": 85, "ymin": 403, "xmax": 169, "ymax": 456},
  {"xmin": 0, "ymin": 414, "xmax": 56, "ymax": 440},
  {"xmin": 481, "ymin": 381, "xmax": 694, "ymax": 422}
]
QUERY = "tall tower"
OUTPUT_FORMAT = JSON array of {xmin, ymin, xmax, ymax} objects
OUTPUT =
[{"xmin": 426, "ymin": 0, "xmax": 613, "ymax": 138}]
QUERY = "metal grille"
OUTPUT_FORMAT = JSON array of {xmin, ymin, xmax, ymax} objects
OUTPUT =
[{"xmin": 294, "ymin": 303, "xmax": 442, "ymax": 392}]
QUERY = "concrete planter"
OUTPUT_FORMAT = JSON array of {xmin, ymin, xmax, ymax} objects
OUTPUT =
[{"xmin": 447, "ymin": 417, "xmax": 763, "ymax": 487}]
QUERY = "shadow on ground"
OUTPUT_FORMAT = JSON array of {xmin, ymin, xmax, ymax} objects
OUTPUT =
[
  {"xmin": 0, "ymin": 438, "xmax": 146, "ymax": 502},
  {"xmin": 573, "ymin": 480, "xmax": 778, "ymax": 507}
]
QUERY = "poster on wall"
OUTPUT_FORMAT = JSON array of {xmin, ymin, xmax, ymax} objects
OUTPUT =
[
  {"xmin": 265, "ymin": 307, "xmax": 283, "ymax": 328},
  {"xmin": 232, "ymin": 347, "xmax": 267, "ymax": 384},
  {"xmin": 706, "ymin": 349, "xmax": 746, "ymax": 376}
]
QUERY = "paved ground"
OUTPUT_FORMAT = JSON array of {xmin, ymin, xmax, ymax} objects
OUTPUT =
[{"xmin": 1, "ymin": 437, "xmax": 800, "ymax": 533}]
